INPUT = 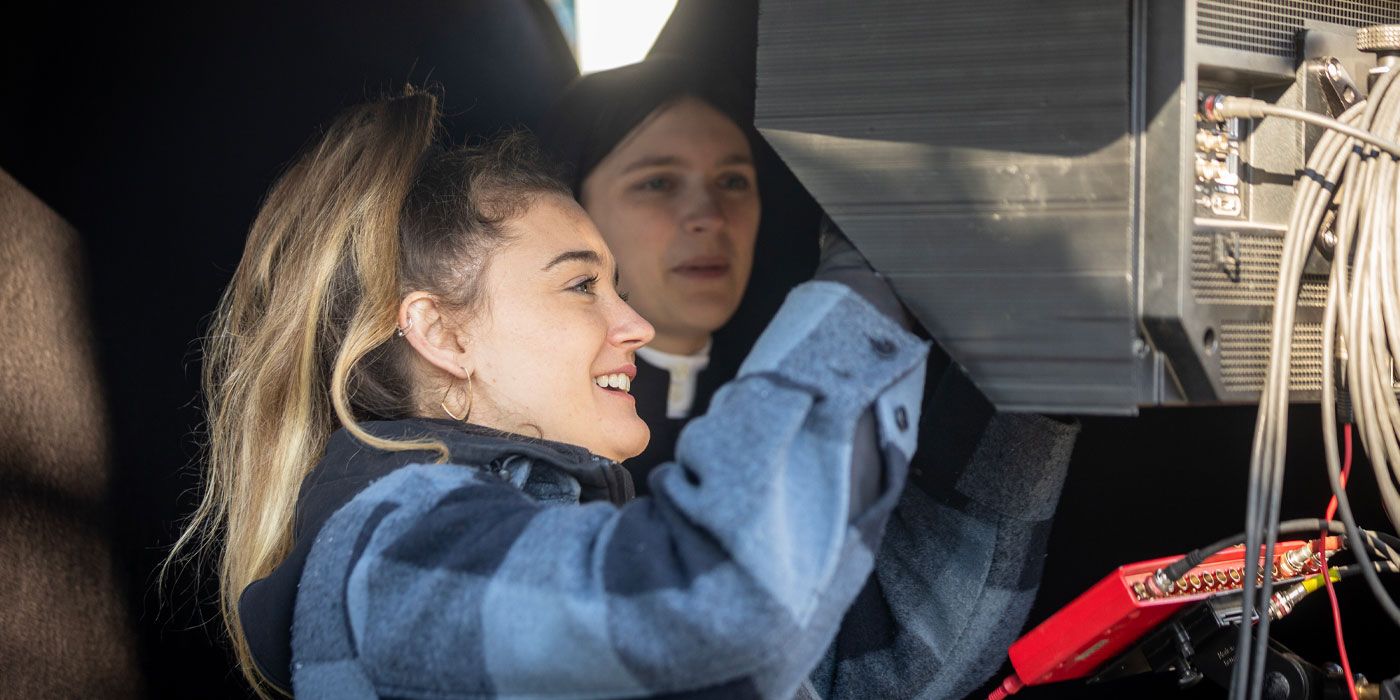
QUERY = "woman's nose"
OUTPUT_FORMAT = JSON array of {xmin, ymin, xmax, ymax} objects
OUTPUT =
[
  {"xmin": 611, "ymin": 297, "xmax": 655, "ymax": 349},
  {"xmin": 680, "ymin": 186, "xmax": 724, "ymax": 235}
]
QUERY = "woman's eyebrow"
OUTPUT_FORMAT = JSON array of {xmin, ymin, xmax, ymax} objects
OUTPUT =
[
  {"xmin": 542, "ymin": 249, "xmax": 601, "ymax": 271},
  {"xmin": 620, "ymin": 155, "xmax": 683, "ymax": 174}
]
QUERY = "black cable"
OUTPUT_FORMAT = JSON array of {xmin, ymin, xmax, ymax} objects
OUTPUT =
[
  {"xmin": 1331, "ymin": 561, "xmax": 1400, "ymax": 580},
  {"xmin": 1159, "ymin": 518, "xmax": 1400, "ymax": 583},
  {"xmin": 1323, "ymin": 418, "xmax": 1400, "ymax": 629}
]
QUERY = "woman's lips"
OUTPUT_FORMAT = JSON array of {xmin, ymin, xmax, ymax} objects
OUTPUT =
[
  {"xmin": 594, "ymin": 383, "xmax": 636, "ymax": 403},
  {"xmin": 594, "ymin": 364, "xmax": 636, "ymax": 402},
  {"xmin": 672, "ymin": 257, "xmax": 730, "ymax": 279}
]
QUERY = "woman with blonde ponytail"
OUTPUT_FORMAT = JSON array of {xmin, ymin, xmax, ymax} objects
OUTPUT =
[{"xmin": 172, "ymin": 87, "xmax": 931, "ymax": 699}]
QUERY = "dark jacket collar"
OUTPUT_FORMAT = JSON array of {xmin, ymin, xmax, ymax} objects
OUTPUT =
[
  {"xmin": 340, "ymin": 418, "xmax": 635, "ymax": 506},
  {"xmin": 240, "ymin": 417, "xmax": 632, "ymax": 693}
]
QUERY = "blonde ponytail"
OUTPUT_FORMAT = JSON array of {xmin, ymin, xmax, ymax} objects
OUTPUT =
[
  {"xmin": 166, "ymin": 90, "xmax": 448, "ymax": 695},
  {"xmin": 166, "ymin": 88, "xmax": 570, "ymax": 695}
]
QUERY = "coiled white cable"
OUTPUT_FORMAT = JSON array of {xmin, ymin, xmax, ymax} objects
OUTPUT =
[{"xmin": 1205, "ymin": 73, "xmax": 1400, "ymax": 700}]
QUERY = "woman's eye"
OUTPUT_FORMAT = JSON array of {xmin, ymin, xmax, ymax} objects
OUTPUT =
[
  {"xmin": 570, "ymin": 276, "xmax": 598, "ymax": 295},
  {"xmin": 635, "ymin": 175, "xmax": 674, "ymax": 192},
  {"xmin": 719, "ymin": 173, "xmax": 752, "ymax": 191}
]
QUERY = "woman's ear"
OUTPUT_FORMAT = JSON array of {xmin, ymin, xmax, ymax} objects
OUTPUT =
[{"xmin": 398, "ymin": 292, "xmax": 472, "ymax": 380}]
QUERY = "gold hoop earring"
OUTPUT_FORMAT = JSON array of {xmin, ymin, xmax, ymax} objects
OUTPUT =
[{"xmin": 440, "ymin": 373, "xmax": 473, "ymax": 422}]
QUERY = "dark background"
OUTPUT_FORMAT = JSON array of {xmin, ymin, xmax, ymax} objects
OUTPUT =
[{"xmin": 3, "ymin": 1, "xmax": 1395, "ymax": 697}]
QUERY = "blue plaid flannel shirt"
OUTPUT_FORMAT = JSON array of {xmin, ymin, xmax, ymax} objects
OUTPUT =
[{"xmin": 290, "ymin": 281, "xmax": 929, "ymax": 699}]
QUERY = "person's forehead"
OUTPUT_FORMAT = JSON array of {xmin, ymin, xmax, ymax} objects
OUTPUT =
[
  {"xmin": 611, "ymin": 99, "xmax": 752, "ymax": 168},
  {"xmin": 504, "ymin": 197, "xmax": 613, "ymax": 265}
]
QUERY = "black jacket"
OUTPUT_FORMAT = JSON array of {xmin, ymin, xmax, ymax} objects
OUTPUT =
[
  {"xmin": 625, "ymin": 352, "xmax": 735, "ymax": 494},
  {"xmin": 237, "ymin": 419, "xmax": 633, "ymax": 692}
]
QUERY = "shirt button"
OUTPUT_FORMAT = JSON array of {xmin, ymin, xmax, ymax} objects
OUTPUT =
[
  {"xmin": 870, "ymin": 336, "xmax": 896, "ymax": 357},
  {"xmin": 895, "ymin": 406, "xmax": 909, "ymax": 431}
]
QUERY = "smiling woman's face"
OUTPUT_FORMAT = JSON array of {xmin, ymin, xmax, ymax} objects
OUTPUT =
[
  {"xmin": 580, "ymin": 97, "xmax": 760, "ymax": 355},
  {"xmin": 464, "ymin": 194, "xmax": 655, "ymax": 461}
]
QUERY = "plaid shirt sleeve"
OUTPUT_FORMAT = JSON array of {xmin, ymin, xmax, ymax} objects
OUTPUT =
[
  {"xmin": 291, "ymin": 281, "xmax": 930, "ymax": 699},
  {"xmin": 806, "ymin": 367, "xmax": 1081, "ymax": 700}
]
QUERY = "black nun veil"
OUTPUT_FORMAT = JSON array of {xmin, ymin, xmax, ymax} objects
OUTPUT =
[
  {"xmin": 537, "ymin": 56, "xmax": 754, "ymax": 196},
  {"xmin": 537, "ymin": 56, "xmax": 819, "ymax": 487}
]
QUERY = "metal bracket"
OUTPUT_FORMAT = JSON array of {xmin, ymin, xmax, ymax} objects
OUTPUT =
[{"xmin": 1318, "ymin": 57, "xmax": 1364, "ymax": 113}]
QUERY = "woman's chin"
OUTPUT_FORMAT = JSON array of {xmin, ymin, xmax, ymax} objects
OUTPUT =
[{"xmin": 599, "ymin": 419, "xmax": 650, "ymax": 463}]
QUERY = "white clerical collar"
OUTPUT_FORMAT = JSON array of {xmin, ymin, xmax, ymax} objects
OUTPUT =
[{"xmin": 636, "ymin": 341, "xmax": 712, "ymax": 419}]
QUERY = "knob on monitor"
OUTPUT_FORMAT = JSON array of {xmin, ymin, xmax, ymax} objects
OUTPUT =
[{"xmin": 1356, "ymin": 24, "xmax": 1400, "ymax": 53}]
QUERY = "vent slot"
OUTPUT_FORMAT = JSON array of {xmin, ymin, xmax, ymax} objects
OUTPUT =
[
  {"xmin": 1198, "ymin": 0, "xmax": 1400, "ymax": 59},
  {"xmin": 1220, "ymin": 321, "xmax": 1323, "ymax": 393},
  {"xmin": 1191, "ymin": 231, "xmax": 1327, "ymax": 306}
]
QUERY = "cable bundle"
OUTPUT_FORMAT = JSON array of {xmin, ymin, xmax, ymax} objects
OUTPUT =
[{"xmin": 1204, "ymin": 57, "xmax": 1400, "ymax": 700}]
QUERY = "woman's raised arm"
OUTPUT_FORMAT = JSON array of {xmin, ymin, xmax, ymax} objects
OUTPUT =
[{"xmin": 292, "ymin": 281, "xmax": 928, "ymax": 699}]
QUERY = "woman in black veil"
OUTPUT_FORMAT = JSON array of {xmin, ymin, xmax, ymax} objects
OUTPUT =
[
  {"xmin": 541, "ymin": 57, "xmax": 773, "ymax": 489},
  {"xmin": 542, "ymin": 57, "xmax": 1083, "ymax": 699}
]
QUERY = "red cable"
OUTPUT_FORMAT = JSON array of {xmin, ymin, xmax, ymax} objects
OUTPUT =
[
  {"xmin": 986, "ymin": 673, "xmax": 1024, "ymax": 700},
  {"xmin": 1324, "ymin": 423, "xmax": 1352, "ymax": 522},
  {"xmin": 1320, "ymin": 423, "xmax": 1356, "ymax": 700}
]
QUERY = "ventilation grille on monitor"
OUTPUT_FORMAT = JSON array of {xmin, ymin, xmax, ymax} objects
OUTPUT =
[
  {"xmin": 1191, "ymin": 231, "xmax": 1327, "ymax": 306},
  {"xmin": 1198, "ymin": 0, "xmax": 1400, "ymax": 58},
  {"xmin": 1220, "ymin": 321, "xmax": 1323, "ymax": 392}
]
